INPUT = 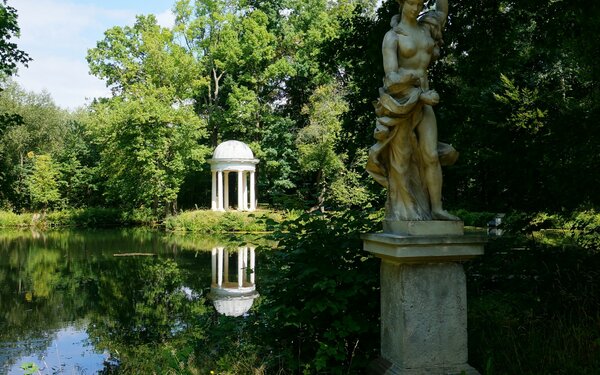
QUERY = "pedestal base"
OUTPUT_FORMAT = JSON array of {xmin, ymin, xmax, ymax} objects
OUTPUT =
[{"xmin": 362, "ymin": 225, "xmax": 485, "ymax": 375}]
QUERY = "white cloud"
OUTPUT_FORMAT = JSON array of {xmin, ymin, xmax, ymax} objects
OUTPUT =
[
  {"xmin": 11, "ymin": 0, "xmax": 174, "ymax": 110},
  {"xmin": 156, "ymin": 9, "xmax": 176, "ymax": 29},
  {"xmin": 15, "ymin": 55, "xmax": 111, "ymax": 111}
]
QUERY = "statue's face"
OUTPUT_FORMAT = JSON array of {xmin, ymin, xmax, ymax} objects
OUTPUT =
[{"xmin": 402, "ymin": 0, "xmax": 424, "ymax": 18}]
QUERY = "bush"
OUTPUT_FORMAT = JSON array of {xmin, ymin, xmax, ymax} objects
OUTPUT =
[
  {"xmin": 466, "ymin": 235, "xmax": 600, "ymax": 374},
  {"xmin": 0, "ymin": 208, "xmax": 125, "ymax": 228},
  {"xmin": 452, "ymin": 209, "xmax": 497, "ymax": 227},
  {"xmin": 121, "ymin": 207, "xmax": 157, "ymax": 226},
  {"xmin": 257, "ymin": 210, "xmax": 382, "ymax": 373},
  {"xmin": 164, "ymin": 210, "xmax": 284, "ymax": 233},
  {"xmin": 570, "ymin": 209, "xmax": 600, "ymax": 252},
  {"xmin": 0, "ymin": 210, "xmax": 31, "ymax": 227}
]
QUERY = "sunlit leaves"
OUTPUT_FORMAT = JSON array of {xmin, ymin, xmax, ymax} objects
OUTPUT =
[
  {"xmin": 24, "ymin": 154, "xmax": 61, "ymax": 210},
  {"xmin": 0, "ymin": 1, "xmax": 31, "ymax": 78},
  {"xmin": 493, "ymin": 74, "xmax": 547, "ymax": 134}
]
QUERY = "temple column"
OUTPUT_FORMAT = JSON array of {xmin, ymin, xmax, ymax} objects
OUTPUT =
[
  {"xmin": 217, "ymin": 170, "xmax": 224, "ymax": 211},
  {"xmin": 211, "ymin": 171, "xmax": 217, "ymax": 210},
  {"xmin": 249, "ymin": 171, "xmax": 256, "ymax": 211},
  {"xmin": 243, "ymin": 246, "xmax": 249, "ymax": 282},
  {"xmin": 250, "ymin": 247, "xmax": 256, "ymax": 284},
  {"xmin": 224, "ymin": 249, "xmax": 229, "ymax": 283},
  {"xmin": 242, "ymin": 171, "xmax": 248, "ymax": 211},
  {"xmin": 211, "ymin": 248, "xmax": 217, "ymax": 285},
  {"xmin": 237, "ymin": 170, "xmax": 244, "ymax": 211},
  {"xmin": 217, "ymin": 247, "xmax": 224, "ymax": 287},
  {"xmin": 237, "ymin": 248, "xmax": 244, "ymax": 287},
  {"xmin": 223, "ymin": 171, "xmax": 230, "ymax": 210}
]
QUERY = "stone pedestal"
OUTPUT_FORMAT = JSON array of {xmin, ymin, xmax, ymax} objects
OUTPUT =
[{"xmin": 362, "ymin": 222, "xmax": 485, "ymax": 375}]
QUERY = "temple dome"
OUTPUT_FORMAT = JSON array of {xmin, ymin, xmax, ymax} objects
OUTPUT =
[{"xmin": 213, "ymin": 140, "xmax": 254, "ymax": 160}]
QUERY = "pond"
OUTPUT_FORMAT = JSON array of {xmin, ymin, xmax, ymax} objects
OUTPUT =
[{"xmin": 0, "ymin": 228, "xmax": 270, "ymax": 374}]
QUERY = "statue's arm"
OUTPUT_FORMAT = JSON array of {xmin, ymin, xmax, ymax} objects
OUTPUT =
[
  {"xmin": 382, "ymin": 31, "xmax": 398, "ymax": 76},
  {"xmin": 435, "ymin": 0, "xmax": 448, "ymax": 27}
]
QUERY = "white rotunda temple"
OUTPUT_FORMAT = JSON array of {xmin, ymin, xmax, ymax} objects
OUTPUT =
[{"xmin": 207, "ymin": 140, "xmax": 259, "ymax": 211}]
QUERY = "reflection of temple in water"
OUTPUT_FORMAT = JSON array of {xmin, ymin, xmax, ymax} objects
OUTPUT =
[{"xmin": 209, "ymin": 246, "xmax": 259, "ymax": 317}]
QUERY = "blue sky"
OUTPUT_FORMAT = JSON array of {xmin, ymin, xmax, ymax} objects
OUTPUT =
[{"xmin": 11, "ymin": 0, "xmax": 176, "ymax": 110}]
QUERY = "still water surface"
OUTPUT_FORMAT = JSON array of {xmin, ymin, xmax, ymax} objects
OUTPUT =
[{"xmin": 0, "ymin": 229, "xmax": 266, "ymax": 374}]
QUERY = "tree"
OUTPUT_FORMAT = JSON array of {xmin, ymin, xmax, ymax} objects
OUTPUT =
[
  {"xmin": 88, "ymin": 15, "xmax": 209, "ymax": 214},
  {"xmin": 434, "ymin": 0, "xmax": 600, "ymax": 211},
  {"xmin": 0, "ymin": 82, "xmax": 67, "ymax": 210},
  {"xmin": 296, "ymin": 83, "xmax": 348, "ymax": 211},
  {"xmin": 25, "ymin": 153, "xmax": 61, "ymax": 211},
  {"xmin": 0, "ymin": 0, "xmax": 31, "ymax": 79}
]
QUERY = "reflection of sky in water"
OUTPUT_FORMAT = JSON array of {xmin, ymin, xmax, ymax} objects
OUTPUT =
[{"xmin": 3, "ymin": 325, "xmax": 107, "ymax": 375}]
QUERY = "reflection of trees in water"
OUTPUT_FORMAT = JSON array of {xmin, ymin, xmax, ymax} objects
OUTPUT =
[
  {"xmin": 87, "ymin": 258, "xmax": 190, "ymax": 346},
  {"xmin": 0, "ymin": 232, "xmax": 93, "ymax": 373},
  {"xmin": 0, "ymin": 229, "xmax": 272, "ymax": 373}
]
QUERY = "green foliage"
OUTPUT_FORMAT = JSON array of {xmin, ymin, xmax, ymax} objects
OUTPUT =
[
  {"xmin": 0, "ymin": 210, "xmax": 30, "ymax": 226},
  {"xmin": 0, "ymin": 83, "xmax": 67, "ymax": 210},
  {"xmin": 87, "ymin": 15, "xmax": 209, "ymax": 215},
  {"xmin": 19, "ymin": 362, "xmax": 39, "ymax": 375},
  {"xmin": 258, "ymin": 210, "xmax": 381, "ymax": 373},
  {"xmin": 493, "ymin": 74, "xmax": 547, "ymax": 134},
  {"xmin": 570, "ymin": 209, "xmax": 600, "ymax": 252},
  {"xmin": 437, "ymin": 0, "xmax": 600, "ymax": 211},
  {"xmin": 466, "ymin": 235, "xmax": 600, "ymax": 374},
  {"xmin": 24, "ymin": 153, "xmax": 61, "ymax": 210},
  {"xmin": 164, "ymin": 209, "xmax": 284, "ymax": 233},
  {"xmin": 0, "ymin": 208, "xmax": 142, "ymax": 228},
  {"xmin": 451, "ymin": 209, "xmax": 497, "ymax": 227},
  {"xmin": 0, "ymin": 0, "xmax": 31, "ymax": 78}
]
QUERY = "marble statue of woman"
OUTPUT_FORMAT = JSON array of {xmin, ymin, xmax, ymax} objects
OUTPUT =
[{"xmin": 366, "ymin": 0, "xmax": 459, "ymax": 222}]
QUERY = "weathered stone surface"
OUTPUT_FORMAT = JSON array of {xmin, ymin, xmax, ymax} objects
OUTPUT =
[
  {"xmin": 383, "ymin": 220, "xmax": 464, "ymax": 236},
  {"xmin": 380, "ymin": 262, "xmax": 468, "ymax": 368},
  {"xmin": 366, "ymin": 0, "xmax": 459, "ymax": 222},
  {"xmin": 361, "ymin": 232, "xmax": 485, "ymax": 264},
  {"xmin": 363, "ymin": 231, "xmax": 485, "ymax": 375}
]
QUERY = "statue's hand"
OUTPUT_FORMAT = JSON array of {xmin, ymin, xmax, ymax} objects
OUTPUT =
[
  {"xmin": 420, "ymin": 90, "xmax": 440, "ymax": 105},
  {"xmin": 386, "ymin": 71, "xmax": 421, "ymax": 86}
]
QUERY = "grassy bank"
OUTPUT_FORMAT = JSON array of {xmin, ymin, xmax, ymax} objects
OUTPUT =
[
  {"xmin": 163, "ymin": 209, "xmax": 295, "ymax": 233},
  {"xmin": 0, "ymin": 208, "xmax": 293, "ymax": 233},
  {"xmin": 0, "ymin": 207, "xmax": 159, "ymax": 228}
]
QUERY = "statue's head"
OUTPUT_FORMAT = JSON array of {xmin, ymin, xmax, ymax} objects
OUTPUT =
[
  {"xmin": 396, "ymin": 0, "xmax": 427, "ymax": 8},
  {"xmin": 397, "ymin": 0, "xmax": 427, "ymax": 19}
]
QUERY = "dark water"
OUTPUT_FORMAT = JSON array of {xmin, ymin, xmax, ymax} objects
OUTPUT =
[{"xmin": 0, "ymin": 229, "xmax": 265, "ymax": 374}]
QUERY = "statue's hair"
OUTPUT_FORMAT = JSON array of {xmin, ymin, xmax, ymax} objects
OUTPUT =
[{"xmin": 397, "ymin": 0, "xmax": 431, "ymax": 7}]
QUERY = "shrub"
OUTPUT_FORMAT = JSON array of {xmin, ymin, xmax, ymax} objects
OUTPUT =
[
  {"xmin": 164, "ymin": 210, "xmax": 284, "ymax": 233},
  {"xmin": 0, "ymin": 210, "xmax": 31, "ymax": 227},
  {"xmin": 570, "ymin": 209, "xmax": 600, "ymax": 252},
  {"xmin": 452, "ymin": 209, "xmax": 497, "ymax": 227},
  {"xmin": 258, "ymin": 210, "xmax": 382, "ymax": 373},
  {"xmin": 466, "ymin": 235, "xmax": 600, "ymax": 374}
]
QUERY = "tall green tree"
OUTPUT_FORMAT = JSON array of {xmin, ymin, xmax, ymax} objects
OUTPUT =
[
  {"xmin": 0, "ymin": 0, "xmax": 31, "ymax": 78},
  {"xmin": 88, "ymin": 15, "xmax": 209, "ymax": 214},
  {"xmin": 435, "ymin": 0, "xmax": 600, "ymax": 211},
  {"xmin": 0, "ymin": 83, "xmax": 67, "ymax": 209},
  {"xmin": 24, "ymin": 153, "xmax": 61, "ymax": 211},
  {"xmin": 296, "ymin": 82, "xmax": 347, "ymax": 210}
]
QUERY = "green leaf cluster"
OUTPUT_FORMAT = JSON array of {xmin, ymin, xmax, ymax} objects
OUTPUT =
[{"xmin": 257, "ymin": 209, "xmax": 382, "ymax": 372}]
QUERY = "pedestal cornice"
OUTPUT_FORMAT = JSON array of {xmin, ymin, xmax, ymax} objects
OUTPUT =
[{"xmin": 361, "ymin": 231, "xmax": 486, "ymax": 264}]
